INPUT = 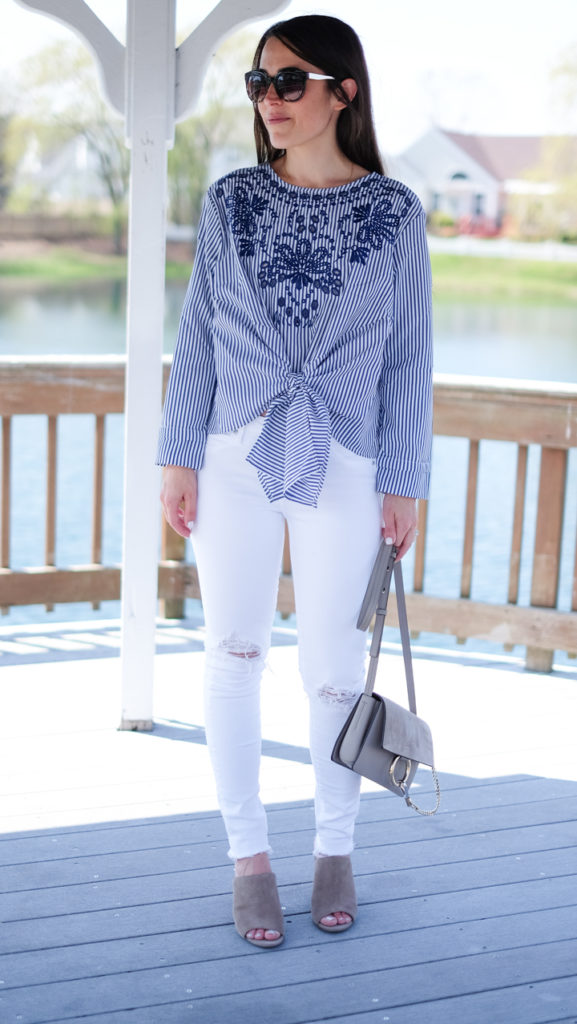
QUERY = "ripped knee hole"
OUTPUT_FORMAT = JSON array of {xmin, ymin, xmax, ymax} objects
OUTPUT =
[
  {"xmin": 317, "ymin": 686, "xmax": 359, "ymax": 708},
  {"xmin": 218, "ymin": 635, "xmax": 261, "ymax": 660}
]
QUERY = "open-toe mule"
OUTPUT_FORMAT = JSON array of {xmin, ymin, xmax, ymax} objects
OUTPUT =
[
  {"xmin": 233, "ymin": 872, "xmax": 285, "ymax": 948},
  {"xmin": 311, "ymin": 855, "xmax": 357, "ymax": 933}
]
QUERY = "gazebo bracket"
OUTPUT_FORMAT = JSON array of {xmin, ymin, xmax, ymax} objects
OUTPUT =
[
  {"xmin": 15, "ymin": 0, "xmax": 125, "ymax": 115},
  {"xmin": 175, "ymin": 0, "xmax": 291, "ymax": 121}
]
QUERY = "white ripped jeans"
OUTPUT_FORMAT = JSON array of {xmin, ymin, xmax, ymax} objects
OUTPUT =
[{"xmin": 191, "ymin": 417, "xmax": 382, "ymax": 860}]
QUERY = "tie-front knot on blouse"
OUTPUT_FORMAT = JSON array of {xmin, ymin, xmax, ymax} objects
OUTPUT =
[
  {"xmin": 247, "ymin": 370, "xmax": 332, "ymax": 505},
  {"xmin": 157, "ymin": 163, "xmax": 433, "ymax": 507},
  {"xmin": 285, "ymin": 371, "xmax": 305, "ymax": 397}
]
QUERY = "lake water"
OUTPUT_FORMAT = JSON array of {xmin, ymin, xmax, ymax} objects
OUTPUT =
[
  {"xmin": 1, "ymin": 281, "xmax": 576, "ymax": 664},
  {"xmin": 2, "ymin": 282, "xmax": 576, "ymax": 381}
]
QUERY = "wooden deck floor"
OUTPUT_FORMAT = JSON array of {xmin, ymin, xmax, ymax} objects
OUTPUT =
[{"xmin": 1, "ymin": 622, "xmax": 576, "ymax": 1023}]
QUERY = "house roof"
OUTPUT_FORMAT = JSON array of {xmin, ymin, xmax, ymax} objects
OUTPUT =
[{"xmin": 442, "ymin": 130, "xmax": 544, "ymax": 181}]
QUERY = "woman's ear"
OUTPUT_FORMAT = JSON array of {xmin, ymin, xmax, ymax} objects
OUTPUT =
[{"xmin": 334, "ymin": 77, "xmax": 358, "ymax": 109}]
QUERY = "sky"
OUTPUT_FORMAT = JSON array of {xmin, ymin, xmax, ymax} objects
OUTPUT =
[{"xmin": 1, "ymin": 0, "xmax": 575, "ymax": 154}]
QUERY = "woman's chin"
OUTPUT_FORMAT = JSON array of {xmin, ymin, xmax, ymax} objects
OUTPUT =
[{"xmin": 266, "ymin": 123, "xmax": 291, "ymax": 143}]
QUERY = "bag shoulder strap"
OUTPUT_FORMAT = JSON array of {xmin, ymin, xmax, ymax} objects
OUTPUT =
[{"xmin": 358, "ymin": 540, "xmax": 417, "ymax": 715}]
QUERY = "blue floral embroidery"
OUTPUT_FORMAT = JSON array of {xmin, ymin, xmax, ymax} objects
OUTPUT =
[
  {"xmin": 224, "ymin": 186, "xmax": 268, "ymax": 256},
  {"xmin": 217, "ymin": 168, "xmax": 413, "ymax": 329},
  {"xmin": 258, "ymin": 239, "xmax": 341, "ymax": 296},
  {"xmin": 349, "ymin": 200, "xmax": 400, "ymax": 263}
]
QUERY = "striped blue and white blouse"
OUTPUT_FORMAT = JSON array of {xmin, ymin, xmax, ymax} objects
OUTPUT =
[{"xmin": 157, "ymin": 162, "xmax": 433, "ymax": 507}]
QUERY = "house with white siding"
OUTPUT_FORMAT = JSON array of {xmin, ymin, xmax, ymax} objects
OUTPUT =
[{"xmin": 389, "ymin": 127, "xmax": 555, "ymax": 236}]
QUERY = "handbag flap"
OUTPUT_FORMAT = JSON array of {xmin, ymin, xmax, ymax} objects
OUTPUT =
[
  {"xmin": 336, "ymin": 693, "xmax": 378, "ymax": 765},
  {"xmin": 379, "ymin": 696, "xmax": 434, "ymax": 767}
]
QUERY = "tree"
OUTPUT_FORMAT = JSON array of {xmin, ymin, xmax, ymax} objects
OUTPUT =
[
  {"xmin": 0, "ymin": 75, "xmax": 20, "ymax": 211},
  {"xmin": 0, "ymin": 114, "xmax": 13, "ymax": 210},
  {"xmin": 10, "ymin": 30, "xmax": 258, "ymax": 251},
  {"xmin": 14, "ymin": 43, "xmax": 130, "ymax": 252},
  {"xmin": 547, "ymin": 44, "xmax": 577, "ymax": 241},
  {"xmin": 167, "ymin": 31, "xmax": 256, "ymax": 237},
  {"xmin": 551, "ymin": 43, "xmax": 577, "ymax": 118},
  {"xmin": 510, "ymin": 45, "xmax": 577, "ymax": 242}
]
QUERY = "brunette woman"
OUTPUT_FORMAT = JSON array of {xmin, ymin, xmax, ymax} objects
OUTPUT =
[{"xmin": 158, "ymin": 14, "xmax": 432, "ymax": 948}]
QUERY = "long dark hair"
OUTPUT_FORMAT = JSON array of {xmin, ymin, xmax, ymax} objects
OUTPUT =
[{"xmin": 250, "ymin": 15, "xmax": 385, "ymax": 175}]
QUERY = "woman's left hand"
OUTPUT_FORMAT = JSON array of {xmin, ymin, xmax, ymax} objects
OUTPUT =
[{"xmin": 381, "ymin": 494, "xmax": 418, "ymax": 560}]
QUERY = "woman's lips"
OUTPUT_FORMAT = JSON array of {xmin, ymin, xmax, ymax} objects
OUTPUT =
[{"xmin": 267, "ymin": 117, "xmax": 290, "ymax": 124}]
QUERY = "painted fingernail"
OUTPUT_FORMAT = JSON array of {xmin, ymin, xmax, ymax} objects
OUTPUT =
[
  {"xmin": 187, "ymin": 520, "xmax": 195, "ymax": 530},
  {"xmin": 385, "ymin": 536, "xmax": 394, "ymax": 545}
]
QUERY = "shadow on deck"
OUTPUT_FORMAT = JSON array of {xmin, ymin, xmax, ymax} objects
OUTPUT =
[{"xmin": 1, "ymin": 775, "xmax": 577, "ymax": 1024}]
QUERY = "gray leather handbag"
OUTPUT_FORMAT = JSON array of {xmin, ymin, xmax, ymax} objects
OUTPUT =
[{"xmin": 332, "ymin": 540, "xmax": 440, "ymax": 815}]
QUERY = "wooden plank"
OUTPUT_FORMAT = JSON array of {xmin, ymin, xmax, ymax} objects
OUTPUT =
[
  {"xmin": 91, "ymin": 414, "xmax": 105, "ymax": 611},
  {"xmin": 413, "ymin": 500, "xmax": 427, "ymax": 593},
  {"xmin": 1, "ymin": 360, "xmax": 575, "ymax": 441},
  {"xmin": 434, "ymin": 376, "xmax": 577, "ymax": 448},
  {"xmin": 4, "ymin": 558, "xmax": 574, "ymax": 655},
  {"xmin": 1, "ymin": 416, "xmax": 10, "ymax": 568},
  {"xmin": 303, "ymin": 977, "xmax": 577, "ymax": 1024},
  {"xmin": 1, "ymin": 931, "xmax": 575, "ymax": 1024},
  {"xmin": 0, "ymin": 416, "xmax": 10, "ymax": 614},
  {"xmin": 161, "ymin": 564, "xmax": 577, "ymax": 652},
  {"xmin": 282, "ymin": 523, "xmax": 291, "ymax": 575},
  {"xmin": 54, "ymin": 976, "xmax": 577, "ymax": 1024},
  {"xmin": 3, "ymin": 776, "xmax": 571, "ymax": 864},
  {"xmin": 0, "ymin": 359, "xmax": 126, "ymax": 416},
  {"xmin": 392, "ymin": 592, "xmax": 576, "ymax": 651},
  {"xmin": 460, "ymin": 439, "xmax": 479, "ymax": 599},
  {"xmin": 4, "ymin": 869, "xmax": 575, "ymax": 961},
  {"xmin": 508, "ymin": 443, "xmax": 528, "ymax": 604},
  {"xmin": 158, "ymin": 561, "xmax": 201, "ymax": 603},
  {"xmin": 45, "ymin": 416, "xmax": 57, "ymax": 568},
  {"xmin": 0, "ymin": 359, "xmax": 172, "ymax": 417},
  {"xmin": 158, "ymin": 518, "xmax": 186, "ymax": 620},
  {"xmin": 0, "ymin": 561, "xmax": 196, "ymax": 607},
  {"xmin": 3, "ymin": 787, "xmax": 576, "ymax": 887},
  {"xmin": 3, "ymin": 902, "xmax": 576, "ymax": 991},
  {"xmin": 160, "ymin": 563, "xmax": 577, "ymax": 652},
  {"xmin": 527, "ymin": 447, "xmax": 568, "ymax": 671},
  {"xmin": 44, "ymin": 415, "xmax": 57, "ymax": 612},
  {"xmin": 3, "ymin": 786, "xmax": 575, "ymax": 866},
  {"xmin": 2, "ymin": 838, "xmax": 574, "ymax": 923},
  {"xmin": 3, "ymin": 814, "xmax": 576, "ymax": 898},
  {"xmin": 91, "ymin": 416, "xmax": 105, "ymax": 567},
  {"xmin": 0, "ymin": 772, "xmax": 537, "ymax": 848},
  {"xmin": 573, "ymin": 512, "xmax": 577, "ymax": 613},
  {"xmin": 0, "ymin": 566, "xmax": 122, "ymax": 605}
]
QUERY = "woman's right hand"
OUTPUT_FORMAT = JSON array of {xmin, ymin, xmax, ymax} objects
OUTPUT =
[{"xmin": 160, "ymin": 465, "xmax": 198, "ymax": 539}]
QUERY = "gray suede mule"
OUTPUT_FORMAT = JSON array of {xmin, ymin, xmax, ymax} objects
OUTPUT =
[
  {"xmin": 311, "ymin": 855, "xmax": 357, "ymax": 933},
  {"xmin": 233, "ymin": 872, "xmax": 285, "ymax": 948}
]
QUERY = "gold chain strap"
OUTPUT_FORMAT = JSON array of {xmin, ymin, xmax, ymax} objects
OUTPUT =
[{"xmin": 403, "ymin": 768, "xmax": 441, "ymax": 816}]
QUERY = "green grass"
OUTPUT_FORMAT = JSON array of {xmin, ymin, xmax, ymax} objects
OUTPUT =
[
  {"xmin": 0, "ymin": 248, "xmax": 192, "ymax": 284},
  {"xmin": 165, "ymin": 260, "xmax": 192, "ymax": 280},
  {"xmin": 430, "ymin": 253, "xmax": 577, "ymax": 303},
  {"xmin": 1, "ymin": 246, "xmax": 576, "ymax": 302},
  {"xmin": 0, "ymin": 250, "xmax": 126, "ymax": 281}
]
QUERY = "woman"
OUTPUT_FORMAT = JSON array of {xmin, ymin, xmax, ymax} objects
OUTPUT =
[{"xmin": 158, "ymin": 14, "xmax": 432, "ymax": 948}]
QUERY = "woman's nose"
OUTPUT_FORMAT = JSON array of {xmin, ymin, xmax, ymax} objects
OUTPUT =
[{"xmin": 260, "ymin": 81, "xmax": 282, "ymax": 103}]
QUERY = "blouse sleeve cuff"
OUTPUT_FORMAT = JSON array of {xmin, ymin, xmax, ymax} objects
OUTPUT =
[
  {"xmin": 156, "ymin": 427, "xmax": 207, "ymax": 470},
  {"xmin": 376, "ymin": 456, "xmax": 430, "ymax": 500}
]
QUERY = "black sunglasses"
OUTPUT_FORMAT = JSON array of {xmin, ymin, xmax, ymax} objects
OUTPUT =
[{"xmin": 244, "ymin": 67, "xmax": 336, "ymax": 103}]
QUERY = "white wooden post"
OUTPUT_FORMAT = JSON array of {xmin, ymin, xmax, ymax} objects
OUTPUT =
[
  {"xmin": 119, "ymin": 0, "xmax": 290, "ymax": 731},
  {"xmin": 118, "ymin": 0, "xmax": 176, "ymax": 730},
  {"xmin": 119, "ymin": 0, "xmax": 289, "ymax": 730}
]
